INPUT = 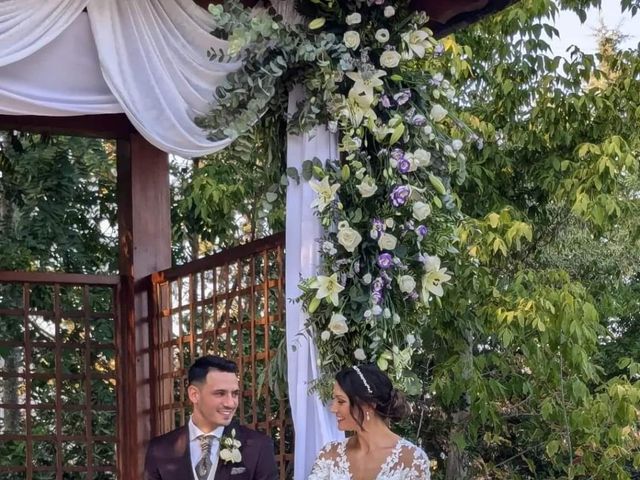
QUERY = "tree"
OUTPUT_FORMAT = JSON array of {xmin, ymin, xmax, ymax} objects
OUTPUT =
[{"xmin": 403, "ymin": 2, "xmax": 640, "ymax": 478}]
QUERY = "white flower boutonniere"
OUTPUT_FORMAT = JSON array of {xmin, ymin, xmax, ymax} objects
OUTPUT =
[{"xmin": 219, "ymin": 429, "xmax": 242, "ymax": 464}]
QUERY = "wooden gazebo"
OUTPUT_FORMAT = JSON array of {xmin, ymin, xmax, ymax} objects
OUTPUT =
[{"xmin": 0, "ymin": 1, "xmax": 516, "ymax": 479}]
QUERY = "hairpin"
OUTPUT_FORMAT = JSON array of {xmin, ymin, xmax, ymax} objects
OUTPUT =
[{"xmin": 352, "ymin": 365, "xmax": 373, "ymax": 394}]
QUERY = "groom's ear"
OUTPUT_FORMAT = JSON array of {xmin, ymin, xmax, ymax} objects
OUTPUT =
[{"xmin": 187, "ymin": 383, "xmax": 200, "ymax": 404}]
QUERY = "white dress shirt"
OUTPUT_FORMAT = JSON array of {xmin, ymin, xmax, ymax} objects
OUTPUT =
[{"xmin": 188, "ymin": 417, "xmax": 225, "ymax": 480}]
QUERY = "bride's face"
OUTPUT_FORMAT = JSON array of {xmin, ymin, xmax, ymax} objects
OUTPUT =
[{"xmin": 330, "ymin": 382, "xmax": 358, "ymax": 431}]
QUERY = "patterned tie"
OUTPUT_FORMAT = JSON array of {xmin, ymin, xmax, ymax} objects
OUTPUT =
[{"xmin": 195, "ymin": 435, "xmax": 214, "ymax": 480}]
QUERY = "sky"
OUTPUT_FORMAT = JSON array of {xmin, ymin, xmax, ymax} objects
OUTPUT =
[{"xmin": 550, "ymin": 3, "xmax": 640, "ymax": 55}]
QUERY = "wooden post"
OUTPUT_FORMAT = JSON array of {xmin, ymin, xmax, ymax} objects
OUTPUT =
[{"xmin": 117, "ymin": 133, "xmax": 171, "ymax": 480}]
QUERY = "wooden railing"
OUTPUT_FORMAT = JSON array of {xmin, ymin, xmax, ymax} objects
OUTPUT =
[
  {"xmin": 0, "ymin": 272, "xmax": 120, "ymax": 480},
  {"xmin": 149, "ymin": 232, "xmax": 293, "ymax": 479}
]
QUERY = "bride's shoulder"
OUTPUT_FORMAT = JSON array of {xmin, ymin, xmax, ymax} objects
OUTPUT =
[
  {"xmin": 396, "ymin": 438, "xmax": 430, "ymax": 466},
  {"xmin": 317, "ymin": 439, "xmax": 347, "ymax": 459},
  {"xmin": 398, "ymin": 438, "xmax": 427, "ymax": 454}
]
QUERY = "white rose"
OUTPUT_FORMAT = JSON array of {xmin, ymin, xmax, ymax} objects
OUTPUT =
[
  {"xmin": 380, "ymin": 50, "xmax": 401, "ymax": 69},
  {"xmin": 378, "ymin": 232, "xmax": 397, "ymax": 250},
  {"xmin": 337, "ymin": 226, "xmax": 362, "ymax": 252},
  {"xmin": 413, "ymin": 148, "xmax": 432, "ymax": 167},
  {"xmin": 354, "ymin": 348, "xmax": 367, "ymax": 361},
  {"xmin": 398, "ymin": 275, "xmax": 416, "ymax": 293},
  {"xmin": 375, "ymin": 29, "xmax": 389, "ymax": 43},
  {"xmin": 444, "ymin": 145, "xmax": 455, "ymax": 157},
  {"xmin": 372, "ymin": 305, "xmax": 382, "ymax": 315},
  {"xmin": 346, "ymin": 13, "xmax": 361, "ymax": 25},
  {"xmin": 343, "ymin": 31, "xmax": 360, "ymax": 50},
  {"xmin": 384, "ymin": 6, "xmax": 395, "ymax": 17},
  {"xmin": 412, "ymin": 201, "xmax": 431, "ymax": 221},
  {"xmin": 321, "ymin": 330, "xmax": 331, "ymax": 341},
  {"xmin": 364, "ymin": 309, "xmax": 372, "ymax": 319},
  {"xmin": 338, "ymin": 220, "xmax": 349, "ymax": 230},
  {"xmin": 328, "ymin": 313, "xmax": 349, "ymax": 336},
  {"xmin": 356, "ymin": 176, "xmax": 378, "ymax": 198},
  {"xmin": 385, "ymin": 218, "xmax": 395, "ymax": 229},
  {"xmin": 430, "ymin": 104, "xmax": 448, "ymax": 122},
  {"xmin": 406, "ymin": 334, "xmax": 416, "ymax": 345},
  {"xmin": 231, "ymin": 450, "xmax": 242, "ymax": 463},
  {"xmin": 452, "ymin": 139, "xmax": 464, "ymax": 151},
  {"xmin": 362, "ymin": 273, "xmax": 372, "ymax": 285},
  {"xmin": 220, "ymin": 449, "xmax": 233, "ymax": 462},
  {"xmin": 393, "ymin": 313, "xmax": 401, "ymax": 324},
  {"xmin": 383, "ymin": 308, "xmax": 391, "ymax": 318}
]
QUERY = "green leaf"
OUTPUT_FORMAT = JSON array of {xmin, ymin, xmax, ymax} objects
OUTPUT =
[{"xmin": 308, "ymin": 18, "xmax": 326, "ymax": 30}]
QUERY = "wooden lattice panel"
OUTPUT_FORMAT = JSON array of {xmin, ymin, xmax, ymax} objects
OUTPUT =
[
  {"xmin": 0, "ymin": 273, "xmax": 119, "ymax": 480},
  {"xmin": 151, "ymin": 233, "xmax": 293, "ymax": 479}
]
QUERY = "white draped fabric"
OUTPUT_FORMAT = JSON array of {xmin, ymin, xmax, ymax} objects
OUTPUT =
[
  {"xmin": 0, "ymin": 0, "xmax": 238, "ymax": 157},
  {"xmin": 285, "ymin": 88, "xmax": 345, "ymax": 480}
]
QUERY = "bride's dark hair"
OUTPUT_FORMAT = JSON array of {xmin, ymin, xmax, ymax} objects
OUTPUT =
[{"xmin": 335, "ymin": 363, "xmax": 409, "ymax": 430}]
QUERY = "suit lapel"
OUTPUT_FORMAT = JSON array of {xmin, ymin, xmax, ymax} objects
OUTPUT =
[{"xmin": 179, "ymin": 426, "xmax": 195, "ymax": 480}]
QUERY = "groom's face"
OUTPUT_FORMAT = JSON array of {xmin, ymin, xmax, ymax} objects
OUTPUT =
[{"xmin": 189, "ymin": 369, "xmax": 240, "ymax": 431}]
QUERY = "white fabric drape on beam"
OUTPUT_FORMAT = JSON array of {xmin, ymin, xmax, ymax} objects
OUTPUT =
[
  {"xmin": 0, "ymin": 14, "xmax": 121, "ymax": 115},
  {"xmin": 285, "ymin": 87, "xmax": 344, "ymax": 480},
  {"xmin": 0, "ymin": 0, "xmax": 88, "ymax": 66},
  {"xmin": 0, "ymin": 0, "xmax": 238, "ymax": 157},
  {"xmin": 86, "ymin": 0, "xmax": 239, "ymax": 157}
]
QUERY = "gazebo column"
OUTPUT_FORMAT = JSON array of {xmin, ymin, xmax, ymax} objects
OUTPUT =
[{"xmin": 117, "ymin": 133, "xmax": 171, "ymax": 480}]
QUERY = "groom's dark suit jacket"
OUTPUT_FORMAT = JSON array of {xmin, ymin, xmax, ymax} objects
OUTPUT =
[{"xmin": 143, "ymin": 421, "xmax": 278, "ymax": 480}]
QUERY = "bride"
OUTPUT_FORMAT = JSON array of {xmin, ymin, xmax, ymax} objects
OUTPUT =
[{"xmin": 308, "ymin": 364, "xmax": 430, "ymax": 479}]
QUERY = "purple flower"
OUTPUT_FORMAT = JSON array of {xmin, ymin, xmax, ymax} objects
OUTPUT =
[
  {"xmin": 380, "ymin": 95, "xmax": 392, "ymax": 108},
  {"xmin": 372, "ymin": 218, "xmax": 385, "ymax": 233},
  {"xmin": 434, "ymin": 44, "xmax": 445, "ymax": 56},
  {"xmin": 397, "ymin": 158, "xmax": 411, "ymax": 173},
  {"xmin": 371, "ymin": 290, "xmax": 383, "ymax": 304},
  {"xmin": 377, "ymin": 253, "xmax": 394, "ymax": 269},
  {"xmin": 390, "ymin": 185, "xmax": 411, "ymax": 207},
  {"xmin": 409, "ymin": 291, "xmax": 419, "ymax": 301},
  {"xmin": 416, "ymin": 225, "xmax": 429, "ymax": 238},
  {"xmin": 372, "ymin": 277, "xmax": 385, "ymax": 292},
  {"xmin": 393, "ymin": 89, "xmax": 411, "ymax": 105},
  {"xmin": 411, "ymin": 114, "xmax": 427, "ymax": 126},
  {"xmin": 390, "ymin": 148, "xmax": 405, "ymax": 161}
]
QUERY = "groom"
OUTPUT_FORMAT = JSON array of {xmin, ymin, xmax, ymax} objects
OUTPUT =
[{"xmin": 144, "ymin": 355, "xmax": 279, "ymax": 480}]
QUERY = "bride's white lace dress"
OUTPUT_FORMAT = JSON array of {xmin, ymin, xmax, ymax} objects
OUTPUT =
[{"xmin": 308, "ymin": 438, "xmax": 431, "ymax": 480}]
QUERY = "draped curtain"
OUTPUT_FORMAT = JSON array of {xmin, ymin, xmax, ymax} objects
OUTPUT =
[
  {"xmin": 285, "ymin": 87, "xmax": 345, "ymax": 480},
  {"xmin": 0, "ymin": 0, "xmax": 238, "ymax": 157}
]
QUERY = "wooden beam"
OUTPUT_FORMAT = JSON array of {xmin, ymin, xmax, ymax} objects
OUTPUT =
[
  {"xmin": 0, "ymin": 114, "xmax": 135, "ymax": 139},
  {"xmin": 116, "ymin": 133, "xmax": 171, "ymax": 480}
]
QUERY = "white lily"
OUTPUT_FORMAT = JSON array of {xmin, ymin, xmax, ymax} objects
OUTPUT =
[
  {"xmin": 421, "ymin": 255, "xmax": 452, "ymax": 301},
  {"xmin": 346, "ymin": 69, "xmax": 386, "ymax": 108},
  {"xmin": 309, "ymin": 177, "xmax": 340, "ymax": 212},
  {"xmin": 312, "ymin": 273, "xmax": 345, "ymax": 306}
]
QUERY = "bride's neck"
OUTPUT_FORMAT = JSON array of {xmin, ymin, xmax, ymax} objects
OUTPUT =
[{"xmin": 353, "ymin": 419, "xmax": 397, "ymax": 452}]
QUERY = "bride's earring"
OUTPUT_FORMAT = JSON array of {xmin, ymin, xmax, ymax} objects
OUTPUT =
[{"xmin": 366, "ymin": 410, "xmax": 371, "ymax": 422}]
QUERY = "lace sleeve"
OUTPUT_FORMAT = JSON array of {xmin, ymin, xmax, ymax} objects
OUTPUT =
[
  {"xmin": 307, "ymin": 441, "xmax": 341, "ymax": 480},
  {"xmin": 395, "ymin": 440, "xmax": 431, "ymax": 480},
  {"xmin": 410, "ymin": 445, "xmax": 431, "ymax": 480}
]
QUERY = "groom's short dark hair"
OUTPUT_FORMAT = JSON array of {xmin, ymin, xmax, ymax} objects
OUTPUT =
[{"xmin": 188, "ymin": 355, "xmax": 237, "ymax": 385}]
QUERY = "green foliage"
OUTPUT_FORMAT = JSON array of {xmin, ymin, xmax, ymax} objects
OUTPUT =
[
  {"xmin": 0, "ymin": 132, "xmax": 117, "ymax": 273},
  {"xmin": 397, "ymin": 1, "xmax": 640, "ymax": 478},
  {"xmin": 174, "ymin": 110, "xmax": 287, "ymax": 258}
]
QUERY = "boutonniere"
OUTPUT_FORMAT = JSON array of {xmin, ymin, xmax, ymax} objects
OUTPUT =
[{"xmin": 219, "ymin": 428, "xmax": 242, "ymax": 464}]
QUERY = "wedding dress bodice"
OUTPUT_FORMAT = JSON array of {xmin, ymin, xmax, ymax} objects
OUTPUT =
[{"xmin": 308, "ymin": 438, "xmax": 431, "ymax": 480}]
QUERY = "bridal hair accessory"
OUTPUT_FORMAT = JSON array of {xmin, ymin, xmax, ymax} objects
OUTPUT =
[{"xmin": 352, "ymin": 366, "xmax": 373, "ymax": 394}]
